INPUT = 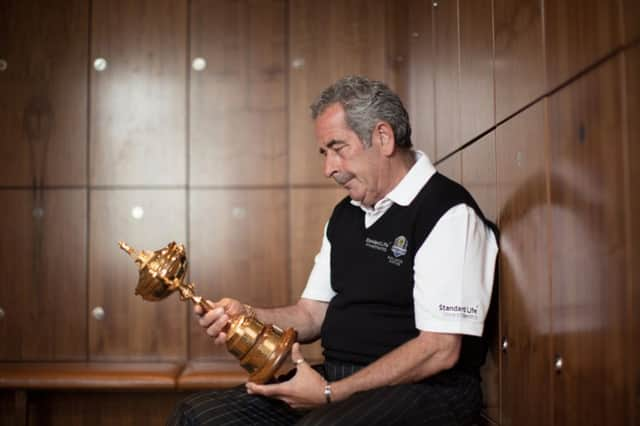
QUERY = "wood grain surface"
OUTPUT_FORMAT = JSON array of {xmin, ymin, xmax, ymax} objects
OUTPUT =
[
  {"xmin": 545, "ymin": 0, "xmax": 622, "ymax": 90},
  {"xmin": 493, "ymin": 0, "xmax": 545, "ymax": 123},
  {"xmin": 89, "ymin": 189, "xmax": 187, "ymax": 361},
  {"xmin": 90, "ymin": 0, "xmax": 187, "ymax": 186},
  {"xmin": 190, "ymin": 0, "xmax": 287, "ymax": 186},
  {"xmin": 0, "ymin": 190, "xmax": 87, "ymax": 361},
  {"xmin": 548, "ymin": 56, "xmax": 627, "ymax": 426},
  {"xmin": 496, "ymin": 101, "xmax": 551, "ymax": 426},
  {"xmin": 0, "ymin": 0, "xmax": 88, "ymax": 186}
]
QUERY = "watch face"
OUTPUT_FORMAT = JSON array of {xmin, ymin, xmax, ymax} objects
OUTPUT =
[{"xmin": 324, "ymin": 384, "xmax": 332, "ymax": 403}]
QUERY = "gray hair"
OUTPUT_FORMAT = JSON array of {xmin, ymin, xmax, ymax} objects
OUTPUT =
[{"xmin": 310, "ymin": 75, "xmax": 412, "ymax": 149}]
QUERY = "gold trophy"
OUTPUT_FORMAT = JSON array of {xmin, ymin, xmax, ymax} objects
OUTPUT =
[{"xmin": 118, "ymin": 241, "xmax": 297, "ymax": 384}]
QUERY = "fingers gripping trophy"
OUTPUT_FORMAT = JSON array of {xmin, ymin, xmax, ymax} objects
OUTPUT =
[{"xmin": 118, "ymin": 241, "xmax": 297, "ymax": 384}]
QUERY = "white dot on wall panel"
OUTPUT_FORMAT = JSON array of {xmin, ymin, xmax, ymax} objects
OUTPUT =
[
  {"xmin": 0, "ymin": 59, "xmax": 7, "ymax": 71},
  {"xmin": 93, "ymin": 57, "xmax": 108, "ymax": 72},
  {"xmin": 131, "ymin": 206, "xmax": 145, "ymax": 220},
  {"xmin": 232, "ymin": 207, "xmax": 247, "ymax": 219},
  {"xmin": 92, "ymin": 306, "xmax": 105, "ymax": 321},
  {"xmin": 291, "ymin": 58, "xmax": 305, "ymax": 69},
  {"xmin": 192, "ymin": 57, "xmax": 207, "ymax": 71}
]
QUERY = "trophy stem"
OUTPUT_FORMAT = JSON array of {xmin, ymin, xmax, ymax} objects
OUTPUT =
[{"xmin": 177, "ymin": 286, "xmax": 215, "ymax": 312}]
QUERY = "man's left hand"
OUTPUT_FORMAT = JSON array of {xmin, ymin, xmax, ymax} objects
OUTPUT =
[{"xmin": 246, "ymin": 343, "xmax": 328, "ymax": 409}]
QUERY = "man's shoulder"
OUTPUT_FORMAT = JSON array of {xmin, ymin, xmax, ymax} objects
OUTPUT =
[{"xmin": 409, "ymin": 173, "xmax": 475, "ymax": 217}]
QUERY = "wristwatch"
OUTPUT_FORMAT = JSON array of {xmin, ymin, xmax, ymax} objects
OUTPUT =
[
  {"xmin": 243, "ymin": 304, "xmax": 256, "ymax": 319},
  {"xmin": 323, "ymin": 382, "xmax": 332, "ymax": 404}
]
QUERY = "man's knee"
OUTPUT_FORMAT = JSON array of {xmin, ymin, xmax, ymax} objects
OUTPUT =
[
  {"xmin": 167, "ymin": 399, "xmax": 197, "ymax": 426},
  {"xmin": 167, "ymin": 388, "xmax": 243, "ymax": 426}
]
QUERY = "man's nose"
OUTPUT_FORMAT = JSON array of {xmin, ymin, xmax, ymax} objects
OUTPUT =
[{"xmin": 323, "ymin": 151, "xmax": 339, "ymax": 178}]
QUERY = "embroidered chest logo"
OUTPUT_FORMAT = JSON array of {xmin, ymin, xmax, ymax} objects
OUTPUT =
[
  {"xmin": 364, "ymin": 237, "xmax": 389, "ymax": 252},
  {"xmin": 364, "ymin": 236, "xmax": 409, "ymax": 267},
  {"xmin": 390, "ymin": 235, "xmax": 408, "ymax": 258}
]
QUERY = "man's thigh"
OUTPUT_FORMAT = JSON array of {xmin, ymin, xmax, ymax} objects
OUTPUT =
[
  {"xmin": 168, "ymin": 385, "xmax": 304, "ymax": 426},
  {"xmin": 297, "ymin": 373, "xmax": 481, "ymax": 426}
]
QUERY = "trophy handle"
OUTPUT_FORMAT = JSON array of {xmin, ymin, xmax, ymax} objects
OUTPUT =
[
  {"xmin": 176, "ymin": 282, "xmax": 217, "ymax": 312},
  {"xmin": 193, "ymin": 296, "xmax": 217, "ymax": 313}
]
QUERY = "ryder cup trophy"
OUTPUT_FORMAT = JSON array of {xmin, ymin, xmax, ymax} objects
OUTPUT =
[{"xmin": 118, "ymin": 241, "xmax": 297, "ymax": 384}]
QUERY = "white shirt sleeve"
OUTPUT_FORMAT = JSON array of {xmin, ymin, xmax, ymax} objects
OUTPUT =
[
  {"xmin": 413, "ymin": 204, "xmax": 498, "ymax": 336},
  {"xmin": 300, "ymin": 223, "xmax": 336, "ymax": 302}
]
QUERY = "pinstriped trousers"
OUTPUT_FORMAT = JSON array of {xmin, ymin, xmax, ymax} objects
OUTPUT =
[{"xmin": 167, "ymin": 361, "xmax": 481, "ymax": 426}]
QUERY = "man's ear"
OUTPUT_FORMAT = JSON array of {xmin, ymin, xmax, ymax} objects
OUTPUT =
[{"xmin": 377, "ymin": 122, "xmax": 396, "ymax": 157}]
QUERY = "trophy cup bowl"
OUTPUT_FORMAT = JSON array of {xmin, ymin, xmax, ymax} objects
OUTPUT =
[{"xmin": 118, "ymin": 241, "xmax": 297, "ymax": 384}]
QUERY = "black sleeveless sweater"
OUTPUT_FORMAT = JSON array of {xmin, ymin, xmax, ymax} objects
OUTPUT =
[{"xmin": 321, "ymin": 172, "xmax": 495, "ymax": 372}]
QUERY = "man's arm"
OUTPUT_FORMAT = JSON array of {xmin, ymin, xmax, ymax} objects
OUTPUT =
[
  {"xmin": 195, "ymin": 297, "xmax": 328, "ymax": 345},
  {"xmin": 246, "ymin": 330, "xmax": 461, "ymax": 409},
  {"xmin": 330, "ymin": 330, "xmax": 461, "ymax": 400},
  {"xmin": 253, "ymin": 298, "xmax": 328, "ymax": 343}
]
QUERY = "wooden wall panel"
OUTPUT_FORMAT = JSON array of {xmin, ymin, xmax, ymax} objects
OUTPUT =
[
  {"xmin": 624, "ymin": 0, "xmax": 640, "ymax": 43},
  {"xmin": 496, "ymin": 101, "xmax": 551, "ymax": 426},
  {"xmin": 461, "ymin": 132, "xmax": 498, "ymax": 422},
  {"xmin": 190, "ymin": 0, "xmax": 287, "ymax": 186},
  {"xmin": 436, "ymin": 152, "xmax": 462, "ymax": 182},
  {"xmin": 0, "ymin": 0, "xmax": 87, "ymax": 186},
  {"xmin": 548, "ymin": 57, "xmax": 628, "ymax": 426},
  {"xmin": 290, "ymin": 188, "xmax": 345, "ymax": 360},
  {"xmin": 189, "ymin": 189, "xmax": 288, "ymax": 360},
  {"xmin": 545, "ymin": 0, "xmax": 622, "ymax": 90},
  {"xmin": 494, "ymin": 0, "xmax": 545, "ymax": 123},
  {"xmin": 459, "ymin": 0, "xmax": 494, "ymax": 143},
  {"xmin": 462, "ymin": 133, "xmax": 497, "ymax": 221},
  {"xmin": 385, "ymin": 0, "xmax": 410, "ymax": 102},
  {"xmin": 289, "ymin": 189, "xmax": 345, "ymax": 301},
  {"xmin": 433, "ymin": 0, "xmax": 494, "ymax": 158},
  {"xmin": 0, "ymin": 190, "xmax": 87, "ymax": 361},
  {"xmin": 433, "ymin": 0, "xmax": 460, "ymax": 160},
  {"xmin": 407, "ymin": 0, "xmax": 436, "ymax": 160},
  {"xmin": 289, "ymin": 0, "xmax": 388, "ymax": 184},
  {"xmin": 624, "ymin": 45, "xmax": 640, "ymax": 426},
  {"xmin": 90, "ymin": 0, "xmax": 187, "ymax": 186},
  {"xmin": 89, "ymin": 190, "xmax": 187, "ymax": 361}
]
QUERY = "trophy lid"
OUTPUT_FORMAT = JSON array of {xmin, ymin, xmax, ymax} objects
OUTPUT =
[{"xmin": 119, "ymin": 241, "xmax": 188, "ymax": 301}]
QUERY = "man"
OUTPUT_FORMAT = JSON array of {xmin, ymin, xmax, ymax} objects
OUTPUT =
[{"xmin": 169, "ymin": 76, "xmax": 498, "ymax": 425}]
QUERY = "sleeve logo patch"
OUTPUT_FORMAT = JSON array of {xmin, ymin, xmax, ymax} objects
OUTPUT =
[{"xmin": 438, "ymin": 304, "xmax": 480, "ymax": 319}]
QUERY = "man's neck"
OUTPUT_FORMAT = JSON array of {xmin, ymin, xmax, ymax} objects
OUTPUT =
[{"xmin": 365, "ymin": 150, "xmax": 417, "ymax": 208}]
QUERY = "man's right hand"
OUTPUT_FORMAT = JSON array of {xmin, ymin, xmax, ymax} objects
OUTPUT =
[{"xmin": 194, "ymin": 298, "xmax": 248, "ymax": 345}]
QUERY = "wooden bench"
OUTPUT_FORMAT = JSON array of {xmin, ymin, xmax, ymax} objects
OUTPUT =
[{"xmin": 0, "ymin": 361, "xmax": 248, "ymax": 425}]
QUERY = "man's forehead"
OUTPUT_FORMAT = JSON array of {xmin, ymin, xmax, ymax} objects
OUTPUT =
[
  {"xmin": 315, "ymin": 104, "xmax": 352, "ymax": 144},
  {"xmin": 316, "ymin": 104, "xmax": 347, "ymax": 128}
]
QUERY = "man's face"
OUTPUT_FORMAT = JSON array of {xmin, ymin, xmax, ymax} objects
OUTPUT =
[{"xmin": 315, "ymin": 103, "xmax": 384, "ymax": 207}]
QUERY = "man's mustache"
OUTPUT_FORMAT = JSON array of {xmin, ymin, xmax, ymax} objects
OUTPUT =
[{"xmin": 333, "ymin": 172, "xmax": 355, "ymax": 185}]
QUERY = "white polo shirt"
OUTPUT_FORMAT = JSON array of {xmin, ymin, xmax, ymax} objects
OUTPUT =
[{"xmin": 301, "ymin": 150, "xmax": 498, "ymax": 337}]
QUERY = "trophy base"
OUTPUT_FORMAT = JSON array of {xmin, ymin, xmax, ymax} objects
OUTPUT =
[{"xmin": 242, "ymin": 326, "xmax": 297, "ymax": 384}]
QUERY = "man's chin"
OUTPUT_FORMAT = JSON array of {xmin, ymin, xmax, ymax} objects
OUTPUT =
[{"xmin": 346, "ymin": 190, "xmax": 364, "ymax": 203}]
